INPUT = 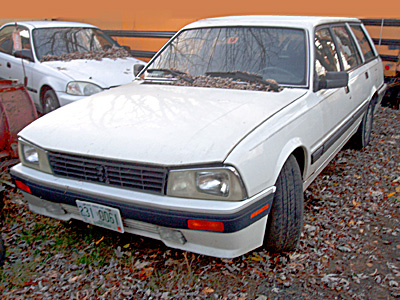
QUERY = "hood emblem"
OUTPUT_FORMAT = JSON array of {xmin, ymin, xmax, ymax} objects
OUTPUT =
[{"xmin": 96, "ymin": 165, "xmax": 110, "ymax": 184}]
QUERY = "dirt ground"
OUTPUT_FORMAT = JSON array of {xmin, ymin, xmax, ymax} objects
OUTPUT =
[{"xmin": 0, "ymin": 106, "xmax": 399, "ymax": 299}]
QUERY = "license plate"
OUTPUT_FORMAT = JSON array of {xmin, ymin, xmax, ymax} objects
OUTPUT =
[{"xmin": 76, "ymin": 200, "xmax": 124, "ymax": 233}]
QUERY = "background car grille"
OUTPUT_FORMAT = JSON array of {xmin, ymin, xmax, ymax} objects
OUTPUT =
[{"xmin": 48, "ymin": 152, "xmax": 168, "ymax": 194}]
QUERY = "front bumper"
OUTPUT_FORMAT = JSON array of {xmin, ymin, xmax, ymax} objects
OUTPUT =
[
  {"xmin": 55, "ymin": 91, "xmax": 85, "ymax": 106},
  {"xmin": 11, "ymin": 164, "xmax": 275, "ymax": 258}
]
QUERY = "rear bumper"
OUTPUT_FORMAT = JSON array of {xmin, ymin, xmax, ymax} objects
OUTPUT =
[{"xmin": 11, "ymin": 163, "xmax": 275, "ymax": 258}]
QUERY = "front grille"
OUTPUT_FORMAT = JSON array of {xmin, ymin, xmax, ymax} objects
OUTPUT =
[{"xmin": 48, "ymin": 152, "xmax": 168, "ymax": 194}]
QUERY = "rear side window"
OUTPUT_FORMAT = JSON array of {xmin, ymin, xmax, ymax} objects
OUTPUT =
[
  {"xmin": 0, "ymin": 25, "xmax": 31, "ymax": 55},
  {"xmin": 314, "ymin": 28, "xmax": 341, "ymax": 77},
  {"xmin": 332, "ymin": 26, "xmax": 362, "ymax": 70},
  {"xmin": 350, "ymin": 25, "xmax": 376, "ymax": 61},
  {"xmin": 0, "ymin": 26, "xmax": 14, "ymax": 55}
]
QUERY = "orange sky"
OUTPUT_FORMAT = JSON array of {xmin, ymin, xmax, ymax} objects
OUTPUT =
[
  {"xmin": 1, "ymin": 0, "xmax": 398, "ymax": 57},
  {"xmin": 2, "ymin": 0, "xmax": 399, "ymax": 30}
]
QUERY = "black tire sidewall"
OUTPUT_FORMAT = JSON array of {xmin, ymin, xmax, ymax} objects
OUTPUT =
[
  {"xmin": 0, "ymin": 236, "xmax": 5, "ymax": 266},
  {"xmin": 43, "ymin": 89, "xmax": 60, "ymax": 114},
  {"xmin": 264, "ymin": 154, "xmax": 304, "ymax": 252}
]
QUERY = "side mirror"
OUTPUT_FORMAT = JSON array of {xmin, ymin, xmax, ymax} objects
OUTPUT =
[
  {"xmin": 134, "ymin": 64, "xmax": 145, "ymax": 76},
  {"xmin": 14, "ymin": 50, "xmax": 34, "ymax": 62},
  {"xmin": 314, "ymin": 71, "xmax": 348, "ymax": 92}
]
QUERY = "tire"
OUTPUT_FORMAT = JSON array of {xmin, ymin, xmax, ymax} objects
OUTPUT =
[
  {"xmin": 264, "ymin": 154, "xmax": 304, "ymax": 252},
  {"xmin": 0, "ymin": 236, "xmax": 5, "ymax": 267},
  {"xmin": 350, "ymin": 101, "xmax": 374, "ymax": 150},
  {"xmin": 42, "ymin": 89, "xmax": 60, "ymax": 114}
]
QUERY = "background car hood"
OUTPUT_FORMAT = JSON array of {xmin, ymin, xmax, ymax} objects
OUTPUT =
[
  {"xmin": 44, "ymin": 57, "xmax": 144, "ymax": 88},
  {"xmin": 19, "ymin": 83, "xmax": 307, "ymax": 166}
]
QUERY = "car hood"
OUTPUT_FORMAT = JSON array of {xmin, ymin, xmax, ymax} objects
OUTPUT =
[
  {"xmin": 43, "ymin": 57, "xmax": 144, "ymax": 88},
  {"xmin": 19, "ymin": 83, "xmax": 307, "ymax": 166}
]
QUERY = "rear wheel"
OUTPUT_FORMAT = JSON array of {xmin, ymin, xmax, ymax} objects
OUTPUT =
[
  {"xmin": 42, "ymin": 89, "xmax": 60, "ymax": 114},
  {"xmin": 264, "ymin": 154, "xmax": 304, "ymax": 252},
  {"xmin": 350, "ymin": 101, "xmax": 374, "ymax": 149}
]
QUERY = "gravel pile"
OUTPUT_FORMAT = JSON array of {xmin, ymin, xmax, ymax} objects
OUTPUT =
[{"xmin": 0, "ymin": 106, "xmax": 399, "ymax": 299}]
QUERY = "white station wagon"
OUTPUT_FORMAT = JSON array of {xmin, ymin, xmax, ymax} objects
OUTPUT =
[
  {"xmin": 11, "ymin": 16, "xmax": 386, "ymax": 258},
  {"xmin": 0, "ymin": 21, "xmax": 145, "ymax": 113}
]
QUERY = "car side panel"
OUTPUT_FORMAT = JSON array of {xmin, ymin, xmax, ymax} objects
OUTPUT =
[{"xmin": 224, "ymin": 92, "xmax": 322, "ymax": 197}]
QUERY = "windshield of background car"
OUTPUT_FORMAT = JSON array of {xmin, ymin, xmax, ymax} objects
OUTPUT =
[
  {"xmin": 147, "ymin": 27, "xmax": 308, "ymax": 86},
  {"xmin": 32, "ymin": 27, "xmax": 118, "ymax": 61}
]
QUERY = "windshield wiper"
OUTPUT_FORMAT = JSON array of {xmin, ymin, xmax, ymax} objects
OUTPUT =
[
  {"xmin": 147, "ymin": 68, "xmax": 194, "ymax": 83},
  {"xmin": 206, "ymin": 71, "xmax": 280, "ymax": 91}
]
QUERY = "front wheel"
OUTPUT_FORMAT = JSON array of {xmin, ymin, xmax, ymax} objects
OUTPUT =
[
  {"xmin": 42, "ymin": 89, "xmax": 60, "ymax": 114},
  {"xmin": 264, "ymin": 154, "xmax": 304, "ymax": 252}
]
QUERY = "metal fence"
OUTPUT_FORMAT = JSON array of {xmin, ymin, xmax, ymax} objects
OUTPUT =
[
  {"xmin": 361, "ymin": 19, "xmax": 400, "ymax": 62},
  {"xmin": 105, "ymin": 18, "xmax": 400, "ymax": 61},
  {"xmin": 104, "ymin": 30, "xmax": 175, "ymax": 59}
]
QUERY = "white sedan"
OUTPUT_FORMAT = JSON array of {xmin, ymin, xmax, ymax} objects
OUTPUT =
[
  {"xmin": 0, "ymin": 21, "xmax": 145, "ymax": 113},
  {"xmin": 11, "ymin": 16, "xmax": 386, "ymax": 258}
]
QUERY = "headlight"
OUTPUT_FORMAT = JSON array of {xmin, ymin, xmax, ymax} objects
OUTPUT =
[
  {"xmin": 167, "ymin": 167, "xmax": 246, "ymax": 201},
  {"xmin": 66, "ymin": 81, "xmax": 103, "ymax": 96},
  {"xmin": 18, "ymin": 139, "xmax": 52, "ymax": 173},
  {"xmin": 22, "ymin": 144, "xmax": 39, "ymax": 165}
]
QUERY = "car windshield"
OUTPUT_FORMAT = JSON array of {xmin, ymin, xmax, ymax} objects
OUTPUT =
[
  {"xmin": 32, "ymin": 27, "xmax": 121, "ymax": 61},
  {"xmin": 146, "ymin": 27, "xmax": 307, "ymax": 87}
]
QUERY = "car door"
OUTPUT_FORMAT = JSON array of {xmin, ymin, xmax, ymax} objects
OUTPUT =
[
  {"xmin": 0, "ymin": 25, "xmax": 33, "ymax": 86},
  {"xmin": 309, "ymin": 26, "xmax": 352, "ymax": 173},
  {"xmin": 349, "ymin": 23, "xmax": 384, "ymax": 98},
  {"xmin": 331, "ymin": 24, "xmax": 369, "ymax": 113},
  {"xmin": 0, "ymin": 25, "xmax": 16, "ymax": 80}
]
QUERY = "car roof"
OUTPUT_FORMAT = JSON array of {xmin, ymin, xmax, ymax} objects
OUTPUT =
[
  {"xmin": 2, "ymin": 20, "xmax": 98, "ymax": 30},
  {"xmin": 182, "ymin": 15, "xmax": 361, "ymax": 31}
]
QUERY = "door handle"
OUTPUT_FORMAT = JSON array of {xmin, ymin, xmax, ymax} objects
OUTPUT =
[
  {"xmin": 365, "ymin": 72, "xmax": 369, "ymax": 79},
  {"xmin": 6, "ymin": 62, "xmax": 11, "ymax": 68},
  {"xmin": 345, "ymin": 86, "xmax": 350, "ymax": 94}
]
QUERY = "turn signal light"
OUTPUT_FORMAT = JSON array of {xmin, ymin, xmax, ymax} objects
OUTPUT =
[
  {"xmin": 187, "ymin": 219, "xmax": 224, "ymax": 232},
  {"xmin": 15, "ymin": 180, "xmax": 31, "ymax": 194}
]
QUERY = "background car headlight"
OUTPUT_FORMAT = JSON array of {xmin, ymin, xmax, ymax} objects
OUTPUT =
[
  {"xmin": 18, "ymin": 139, "xmax": 52, "ymax": 173},
  {"xmin": 167, "ymin": 167, "xmax": 246, "ymax": 201},
  {"xmin": 66, "ymin": 81, "xmax": 103, "ymax": 96}
]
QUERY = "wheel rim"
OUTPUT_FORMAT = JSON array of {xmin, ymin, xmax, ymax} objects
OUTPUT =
[{"xmin": 44, "ymin": 93, "xmax": 58, "ymax": 113}]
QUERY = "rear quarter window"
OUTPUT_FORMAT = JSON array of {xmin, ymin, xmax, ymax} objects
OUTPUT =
[
  {"xmin": 350, "ymin": 25, "xmax": 376, "ymax": 61},
  {"xmin": 0, "ymin": 26, "xmax": 14, "ymax": 55}
]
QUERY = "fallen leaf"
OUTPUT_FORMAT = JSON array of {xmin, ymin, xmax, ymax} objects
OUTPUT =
[
  {"xmin": 249, "ymin": 255, "xmax": 262, "ymax": 261},
  {"xmin": 325, "ymin": 240, "xmax": 335, "ymax": 248},
  {"xmin": 123, "ymin": 243, "xmax": 130, "ymax": 248},
  {"xmin": 135, "ymin": 261, "xmax": 151, "ymax": 269},
  {"xmin": 388, "ymin": 192, "xmax": 395, "ymax": 197},
  {"xmin": 139, "ymin": 267, "xmax": 153, "ymax": 281},
  {"xmin": 203, "ymin": 287, "xmax": 215, "ymax": 294},
  {"xmin": 95, "ymin": 236, "xmax": 104, "ymax": 245},
  {"xmin": 396, "ymin": 186, "xmax": 400, "ymax": 193},
  {"xmin": 367, "ymin": 263, "xmax": 373, "ymax": 267}
]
